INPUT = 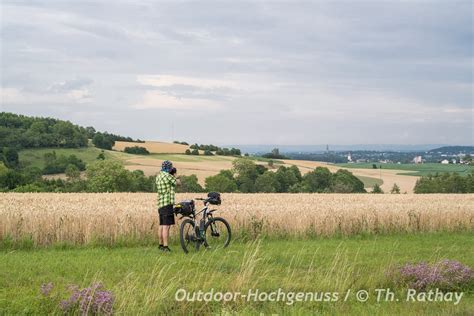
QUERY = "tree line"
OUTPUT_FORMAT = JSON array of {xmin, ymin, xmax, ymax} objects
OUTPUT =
[
  {"xmin": 1, "ymin": 153, "xmax": 367, "ymax": 193},
  {"xmin": 0, "ymin": 112, "xmax": 143, "ymax": 151},
  {"xmin": 414, "ymin": 172, "xmax": 474, "ymax": 193}
]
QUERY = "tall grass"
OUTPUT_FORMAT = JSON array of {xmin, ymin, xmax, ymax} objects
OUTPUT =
[{"xmin": 0, "ymin": 193, "xmax": 473, "ymax": 248}]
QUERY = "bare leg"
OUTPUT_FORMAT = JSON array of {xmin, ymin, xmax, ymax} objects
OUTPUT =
[
  {"xmin": 162, "ymin": 225, "xmax": 170, "ymax": 247},
  {"xmin": 159, "ymin": 225, "xmax": 163, "ymax": 245}
]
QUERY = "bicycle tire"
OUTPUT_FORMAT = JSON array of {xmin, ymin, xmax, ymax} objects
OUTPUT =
[
  {"xmin": 204, "ymin": 217, "xmax": 231, "ymax": 249},
  {"xmin": 180, "ymin": 218, "xmax": 197, "ymax": 254}
]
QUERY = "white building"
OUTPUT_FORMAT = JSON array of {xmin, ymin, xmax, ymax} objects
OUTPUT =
[
  {"xmin": 413, "ymin": 156, "xmax": 422, "ymax": 164},
  {"xmin": 441, "ymin": 159, "xmax": 449, "ymax": 164},
  {"xmin": 347, "ymin": 153, "xmax": 352, "ymax": 162}
]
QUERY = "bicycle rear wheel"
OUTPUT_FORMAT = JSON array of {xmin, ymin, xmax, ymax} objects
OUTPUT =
[
  {"xmin": 204, "ymin": 217, "xmax": 231, "ymax": 250},
  {"xmin": 180, "ymin": 218, "xmax": 199, "ymax": 254}
]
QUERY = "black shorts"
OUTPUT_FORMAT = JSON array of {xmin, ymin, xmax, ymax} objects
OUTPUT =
[{"xmin": 158, "ymin": 204, "xmax": 175, "ymax": 226}]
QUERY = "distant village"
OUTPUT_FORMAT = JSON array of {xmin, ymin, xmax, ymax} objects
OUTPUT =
[
  {"xmin": 345, "ymin": 147, "xmax": 473, "ymax": 165},
  {"xmin": 285, "ymin": 146, "xmax": 474, "ymax": 165},
  {"xmin": 346, "ymin": 152, "xmax": 473, "ymax": 165}
]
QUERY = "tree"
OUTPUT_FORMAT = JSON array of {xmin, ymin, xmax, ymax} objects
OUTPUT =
[
  {"xmin": 289, "ymin": 165, "xmax": 302, "ymax": 182},
  {"xmin": 128, "ymin": 170, "xmax": 154, "ymax": 192},
  {"xmin": 331, "ymin": 169, "xmax": 366, "ymax": 193},
  {"xmin": 302, "ymin": 167, "xmax": 332, "ymax": 193},
  {"xmin": 92, "ymin": 133, "xmax": 114, "ymax": 150},
  {"xmin": 65, "ymin": 164, "xmax": 81, "ymax": 182},
  {"xmin": 191, "ymin": 149, "xmax": 200, "ymax": 155},
  {"xmin": 124, "ymin": 146, "xmax": 150, "ymax": 155},
  {"xmin": 85, "ymin": 126, "xmax": 96, "ymax": 139},
  {"xmin": 372, "ymin": 183, "xmax": 383, "ymax": 194},
  {"xmin": 204, "ymin": 150, "xmax": 213, "ymax": 156},
  {"xmin": 275, "ymin": 166, "xmax": 298, "ymax": 192},
  {"xmin": 43, "ymin": 153, "xmax": 85, "ymax": 174},
  {"xmin": 390, "ymin": 183, "xmax": 400, "ymax": 194},
  {"xmin": 185, "ymin": 149, "xmax": 191, "ymax": 155},
  {"xmin": 177, "ymin": 175, "xmax": 204, "ymax": 193},
  {"xmin": 268, "ymin": 160, "xmax": 274, "ymax": 168},
  {"xmin": 232, "ymin": 158, "xmax": 259, "ymax": 193},
  {"xmin": 205, "ymin": 174, "xmax": 237, "ymax": 192},
  {"xmin": 255, "ymin": 171, "xmax": 279, "ymax": 193},
  {"xmin": 86, "ymin": 160, "xmax": 131, "ymax": 192},
  {"xmin": 0, "ymin": 165, "xmax": 23, "ymax": 190},
  {"xmin": 414, "ymin": 172, "xmax": 471, "ymax": 193},
  {"xmin": 96, "ymin": 152, "xmax": 106, "ymax": 160},
  {"xmin": 218, "ymin": 169, "xmax": 235, "ymax": 180},
  {"xmin": 2, "ymin": 147, "xmax": 19, "ymax": 168}
]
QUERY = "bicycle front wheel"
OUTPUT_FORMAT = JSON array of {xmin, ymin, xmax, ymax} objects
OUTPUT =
[
  {"xmin": 180, "ymin": 218, "xmax": 198, "ymax": 254},
  {"xmin": 204, "ymin": 217, "xmax": 231, "ymax": 250}
]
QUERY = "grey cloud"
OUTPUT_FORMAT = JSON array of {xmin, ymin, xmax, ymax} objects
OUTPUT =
[
  {"xmin": 48, "ymin": 78, "xmax": 93, "ymax": 93},
  {"xmin": 1, "ymin": 0, "xmax": 472, "ymax": 145}
]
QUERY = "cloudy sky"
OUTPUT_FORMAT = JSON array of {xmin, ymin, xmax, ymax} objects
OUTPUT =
[{"xmin": 1, "ymin": 0, "xmax": 472, "ymax": 145}]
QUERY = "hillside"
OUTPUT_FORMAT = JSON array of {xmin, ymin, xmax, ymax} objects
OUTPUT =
[
  {"xmin": 0, "ymin": 112, "xmax": 142, "ymax": 150},
  {"xmin": 2, "ymin": 113, "xmax": 420, "ymax": 193},
  {"xmin": 15, "ymin": 142, "xmax": 414, "ymax": 191},
  {"xmin": 429, "ymin": 146, "xmax": 474, "ymax": 154},
  {"xmin": 113, "ymin": 140, "xmax": 193, "ymax": 154}
]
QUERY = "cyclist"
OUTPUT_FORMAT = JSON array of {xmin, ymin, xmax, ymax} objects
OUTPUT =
[{"xmin": 156, "ymin": 160, "xmax": 178, "ymax": 252}]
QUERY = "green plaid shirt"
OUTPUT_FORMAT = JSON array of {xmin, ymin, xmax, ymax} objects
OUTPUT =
[{"xmin": 156, "ymin": 171, "xmax": 177, "ymax": 208}]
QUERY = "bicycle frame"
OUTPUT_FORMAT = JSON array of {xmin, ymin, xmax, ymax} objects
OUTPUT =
[
  {"xmin": 179, "ymin": 197, "xmax": 230, "ymax": 253},
  {"xmin": 192, "ymin": 202, "xmax": 216, "ymax": 237}
]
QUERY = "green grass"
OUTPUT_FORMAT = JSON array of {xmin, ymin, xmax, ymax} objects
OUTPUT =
[
  {"xmin": 19, "ymin": 147, "xmax": 284, "ymax": 170},
  {"xmin": 338, "ymin": 163, "xmax": 473, "ymax": 177},
  {"xmin": 356, "ymin": 175, "xmax": 383, "ymax": 188},
  {"xmin": 18, "ymin": 146, "xmax": 129, "ymax": 169},
  {"xmin": 1, "ymin": 233, "xmax": 472, "ymax": 315}
]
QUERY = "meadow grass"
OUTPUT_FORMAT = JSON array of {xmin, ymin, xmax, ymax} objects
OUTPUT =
[
  {"xmin": 338, "ymin": 163, "xmax": 473, "ymax": 177},
  {"xmin": 1, "ymin": 233, "xmax": 473, "ymax": 315},
  {"xmin": 18, "ymin": 146, "xmax": 129, "ymax": 169},
  {"xmin": 354, "ymin": 175, "xmax": 383, "ymax": 188}
]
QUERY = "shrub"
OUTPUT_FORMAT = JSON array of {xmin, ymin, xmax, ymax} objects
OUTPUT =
[
  {"xmin": 391, "ymin": 183, "xmax": 400, "ymax": 194},
  {"xmin": 123, "ymin": 146, "xmax": 150, "ymax": 155},
  {"xmin": 177, "ymin": 175, "xmax": 204, "ymax": 193},
  {"xmin": 372, "ymin": 183, "xmax": 384, "ymax": 194},
  {"xmin": 205, "ymin": 174, "xmax": 237, "ymax": 192}
]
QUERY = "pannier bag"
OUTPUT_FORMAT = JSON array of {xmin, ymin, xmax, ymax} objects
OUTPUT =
[
  {"xmin": 174, "ymin": 200, "xmax": 195, "ymax": 216},
  {"xmin": 207, "ymin": 192, "xmax": 221, "ymax": 205}
]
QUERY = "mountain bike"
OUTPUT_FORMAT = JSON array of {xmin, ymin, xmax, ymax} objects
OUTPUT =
[{"xmin": 175, "ymin": 193, "xmax": 231, "ymax": 254}]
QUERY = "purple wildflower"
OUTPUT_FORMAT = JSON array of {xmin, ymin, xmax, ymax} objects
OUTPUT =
[
  {"xmin": 395, "ymin": 259, "xmax": 473, "ymax": 291},
  {"xmin": 60, "ymin": 283, "xmax": 114, "ymax": 315},
  {"xmin": 40, "ymin": 282, "xmax": 54, "ymax": 297}
]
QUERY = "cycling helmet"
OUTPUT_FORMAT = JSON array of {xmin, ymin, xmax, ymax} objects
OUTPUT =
[{"xmin": 161, "ymin": 160, "xmax": 173, "ymax": 172}]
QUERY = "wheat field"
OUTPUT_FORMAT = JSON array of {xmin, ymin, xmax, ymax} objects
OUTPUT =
[
  {"xmin": 1, "ymin": 193, "xmax": 473, "ymax": 247},
  {"xmin": 113, "ymin": 141, "xmax": 192, "ymax": 154}
]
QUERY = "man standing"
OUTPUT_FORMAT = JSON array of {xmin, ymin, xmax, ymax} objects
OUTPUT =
[{"xmin": 156, "ymin": 160, "xmax": 177, "ymax": 252}]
